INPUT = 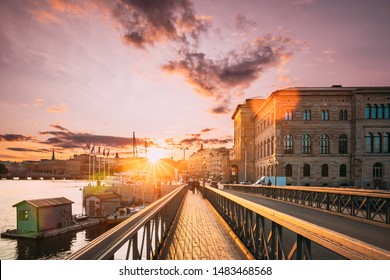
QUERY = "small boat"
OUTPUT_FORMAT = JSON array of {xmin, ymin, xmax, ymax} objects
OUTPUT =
[
  {"xmin": 13, "ymin": 177, "xmax": 19, "ymax": 180},
  {"xmin": 27, "ymin": 177, "xmax": 32, "ymax": 180},
  {"xmin": 106, "ymin": 206, "xmax": 142, "ymax": 224}
]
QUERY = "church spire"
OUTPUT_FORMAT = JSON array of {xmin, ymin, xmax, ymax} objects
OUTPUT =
[{"xmin": 51, "ymin": 148, "xmax": 55, "ymax": 161}]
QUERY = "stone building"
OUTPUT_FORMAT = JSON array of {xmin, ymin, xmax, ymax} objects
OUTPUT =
[
  {"xmin": 187, "ymin": 145, "xmax": 231, "ymax": 182},
  {"xmin": 232, "ymin": 86, "xmax": 390, "ymax": 188}
]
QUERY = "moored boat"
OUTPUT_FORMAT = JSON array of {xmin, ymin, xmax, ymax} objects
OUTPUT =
[{"xmin": 106, "ymin": 206, "xmax": 142, "ymax": 224}]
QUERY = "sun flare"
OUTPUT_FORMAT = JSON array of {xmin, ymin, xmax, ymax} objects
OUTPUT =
[{"xmin": 147, "ymin": 147, "xmax": 166, "ymax": 163}]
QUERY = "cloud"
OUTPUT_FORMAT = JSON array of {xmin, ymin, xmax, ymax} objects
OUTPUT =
[
  {"xmin": 162, "ymin": 34, "xmax": 294, "ymax": 113},
  {"xmin": 7, "ymin": 147, "xmax": 52, "ymax": 153},
  {"xmin": 112, "ymin": 0, "xmax": 211, "ymax": 49},
  {"xmin": 47, "ymin": 103, "xmax": 69, "ymax": 114},
  {"xmin": 164, "ymin": 129, "xmax": 232, "ymax": 148},
  {"xmin": 235, "ymin": 13, "xmax": 256, "ymax": 32},
  {"xmin": 0, "ymin": 134, "xmax": 35, "ymax": 142},
  {"xmin": 38, "ymin": 125, "xmax": 158, "ymax": 151}
]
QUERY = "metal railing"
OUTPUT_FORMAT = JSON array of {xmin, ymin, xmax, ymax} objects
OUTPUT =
[
  {"xmin": 66, "ymin": 184, "xmax": 187, "ymax": 260},
  {"xmin": 224, "ymin": 184, "xmax": 390, "ymax": 224},
  {"xmin": 204, "ymin": 186, "xmax": 390, "ymax": 260}
]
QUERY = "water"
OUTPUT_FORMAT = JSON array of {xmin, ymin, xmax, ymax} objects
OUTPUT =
[{"xmin": 0, "ymin": 179, "xmax": 112, "ymax": 260}]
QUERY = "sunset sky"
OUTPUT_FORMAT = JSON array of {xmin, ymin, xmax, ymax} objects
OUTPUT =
[{"xmin": 1, "ymin": 0, "xmax": 389, "ymax": 162}]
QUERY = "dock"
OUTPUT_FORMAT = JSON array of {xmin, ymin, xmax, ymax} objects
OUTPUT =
[{"xmin": 1, "ymin": 218, "xmax": 102, "ymax": 239}]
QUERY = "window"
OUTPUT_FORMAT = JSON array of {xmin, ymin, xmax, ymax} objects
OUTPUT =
[
  {"xmin": 301, "ymin": 134, "xmax": 311, "ymax": 154},
  {"xmin": 321, "ymin": 164, "xmax": 329, "ymax": 177},
  {"xmin": 384, "ymin": 133, "xmax": 390, "ymax": 153},
  {"xmin": 373, "ymin": 163, "xmax": 382, "ymax": 179},
  {"xmin": 19, "ymin": 210, "xmax": 29, "ymax": 221},
  {"xmin": 340, "ymin": 164, "xmax": 347, "ymax": 177},
  {"xmin": 321, "ymin": 110, "xmax": 329, "ymax": 120},
  {"xmin": 285, "ymin": 164, "xmax": 292, "ymax": 177},
  {"xmin": 285, "ymin": 110, "xmax": 293, "ymax": 120},
  {"xmin": 303, "ymin": 110, "xmax": 311, "ymax": 120},
  {"xmin": 339, "ymin": 109, "xmax": 347, "ymax": 120},
  {"xmin": 378, "ymin": 104, "xmax": 384, "ymax": 119},
  {"xmin": 365, "ymin": 133, "xmax": 373, "ymax": 153},
  {"xmin": 371, "ymin": 104, "xmax": 378, "ymax": 119},
  {"xmin": 339, "ymin": 134, "xmax": 348, "ymax": 154},
  {"xmin": 303, "ymin": 164, "xmax": 310, "ymax": 177},
  {"xmin": 284, "ymin": 134, "xmax": 293, "ymax": 154},
  {"xmin": 320, "ymin": 134, "xmax": 330, "ymax": 154},
  {"xmin": 374, "ymin": 133, "xmax": 382, "ymax": 153},
  {"xmin": 386, "ymin": 104, "xmax": 390, "ymax": 119},
  {"xmin": 365, "ymin": 104, "xmax": 371, "ymax": 119}
]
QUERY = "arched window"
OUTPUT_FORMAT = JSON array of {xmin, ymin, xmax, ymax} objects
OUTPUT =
[
  {"xmin": 321, "ymin": 164, "xmax": 329, "ymax": 177},
  {"xmin": 373, "ymin": 163, "xmax": 382, "ymax": 179},
  {"xmin": 285, "ymin": 164, "xmax": 292, "ymax": 177},
  {"xmin": 340, "ymin": 164, "xmax": 347, "ymax": 177},
  {"xmin": 378, "ymin": 104, "xmax": 384, "ymax": 119},
  {"xmin": 386, "ymin": 104, "xmax": 390, "ymax": 119},
  {"xmin": 365, "ymin": 104, "xmax": 371, "ymax": 119},
  {"xmin": 374, "ymin": 133, "xmax": 382, "ymax": 153},
  {"xmin": 365, "ymin": 133, "xmax": 373, "ymax": 153},
  {"xmin": 320, "ymin": 134, "xmax": 330, "ymax": 154},
  {"xmin": 302, "ymin": 134, "xmax": 311, "ymax": 154},
  {"xmin": 285, "ymin": 110, "xmax": 293, "ymax": 120},
  {"xmin": 384, "ymin": 133, "xmax": 390, "ymax": 153},
  {"xmin": 371, "ymin": 104, "xmax": 378, "ymax": 119},
  {"xmin": 284, "ymin": 134, "xmax": 293, "ymax": 154},
  {"xmin": 339, "ymin": 134, "xmax": 348, "ymax": 154},
  {"xmin": 303, "ymin": 164, "xmax": 310, "ymax": 177}
]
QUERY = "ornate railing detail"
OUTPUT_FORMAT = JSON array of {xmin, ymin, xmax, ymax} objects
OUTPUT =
[
  {"xmin": 224, "ymin": 185, "xmax": 390, "ymax": 224},
  {"xmin": 205, "ymin": 187, "xmax": 390, "ymax": 260}
]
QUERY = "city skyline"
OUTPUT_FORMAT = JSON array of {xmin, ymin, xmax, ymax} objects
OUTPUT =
[{"xmin": 1, "ymin": 0, "xmax": 390, "ymax": 162}]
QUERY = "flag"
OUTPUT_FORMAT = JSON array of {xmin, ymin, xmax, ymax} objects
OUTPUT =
[
  {"xmin": 84, "ymin": 143, "xmax": 90, "ymax": 151},
  {"xmin": 91, "ymin": 145, "xmax": 95, "ymax": 154},
  {"xmin": 107, "ymin": 149, "xmax": 110, "ymax": 157},
  {"xmin": 103, "ymin": 148, "xmax": 105, "ymax": 156},
  {"xmin": 98, "ymin": 146, "xmax": 101, "ymax": 154}
]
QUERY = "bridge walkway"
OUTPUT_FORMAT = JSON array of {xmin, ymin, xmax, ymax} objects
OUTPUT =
[{"xmin": 161, "ymin": 190, "xmax": 253, "ymax": 260}]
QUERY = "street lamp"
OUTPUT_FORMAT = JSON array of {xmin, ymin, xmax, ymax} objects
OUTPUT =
[
  {"xmin": 181, "ymin": 147, "xmax": 189, "ymax": 160},
  {"xmin": 267, "ymin": 159, "xmax": 272, "ymax": 185},
  {"xmin": 202, "ymin": 157, "xmax": 207, "ymax": 188},
  {"xmin": 274, "ymin": 158, "xmax": 279, "ymax": 186}
]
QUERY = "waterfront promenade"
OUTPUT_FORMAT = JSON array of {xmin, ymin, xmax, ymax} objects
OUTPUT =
[{"xmin": 162, "ymin": 190, "xmax": 253, "ymax": 260}]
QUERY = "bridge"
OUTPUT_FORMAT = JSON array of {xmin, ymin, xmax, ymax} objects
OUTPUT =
[{"xmin": 66, "ymin": 184, "xmax": 390, "ymax": 260}]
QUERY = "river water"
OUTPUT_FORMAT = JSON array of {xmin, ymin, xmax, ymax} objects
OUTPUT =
[{"xmin": 0, "ymin": 179, "xmax": 112, "ymax": 260}]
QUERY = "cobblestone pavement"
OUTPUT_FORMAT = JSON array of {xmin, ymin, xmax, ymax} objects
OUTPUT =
[{"xmin": 163, "ymin": 190, "xmax": 252, "ymax": 260}]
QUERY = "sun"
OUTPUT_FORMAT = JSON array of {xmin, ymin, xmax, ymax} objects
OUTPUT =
[{"xmin": 147, "ymin": 147, "xmax": 166, "ymax": 163}]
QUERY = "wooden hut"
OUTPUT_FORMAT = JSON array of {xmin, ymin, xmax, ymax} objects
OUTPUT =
[
  {"xmin": 85, "ymin": 192, "xmax": 121, "ymax": 217},
  {"xmin": 13, "ymin": 197, "xmax": 74, "ymax": 232}
]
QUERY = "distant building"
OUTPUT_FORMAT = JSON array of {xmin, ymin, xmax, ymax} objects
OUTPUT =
[
  {"xmin": 232, "ymin": 86, "xmax": 390, "ymax": 188},
  {"xmin": 13, "ymin": 197, "xmax": 74, "ymax": 232},
  {"xmin": 188, "ymin": 146, "xmax": 231, "ymax": 182},
  {"xmin": 85, "ymin": 192, "xmax": 121, "ymax": 217}
]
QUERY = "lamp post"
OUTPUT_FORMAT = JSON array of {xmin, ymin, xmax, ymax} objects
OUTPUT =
[
  {"xmin": 202, "ymin": 157, "xmax": 206, "ymax": 188},
  {"xmin": 267, "ymin": 159, "xmax": 272, "ymax": 185},
  {"xmin": 274, "ymin": 158, "xmax": 279, "ymax": 186},
  {"xmin": 181, "ymin": 147, "xmax": 189, "ymax": 160}
]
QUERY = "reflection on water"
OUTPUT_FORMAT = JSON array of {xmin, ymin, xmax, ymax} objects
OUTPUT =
[
  {"xmin": 0, "ymin": 180, "xmax": 114, "ymax": 260},
  {"xmin": 14, "ymin": 224, "xmax": 114, "ymax": 260}
]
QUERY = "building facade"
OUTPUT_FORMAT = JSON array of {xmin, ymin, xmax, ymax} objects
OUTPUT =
[
  {"xmin": 188, "ymin": 146, "xmax": 231, "ymax": 182},
  {"xmin": 233, "ymin": 86, "xmax": 390, "ymax": 188}
]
